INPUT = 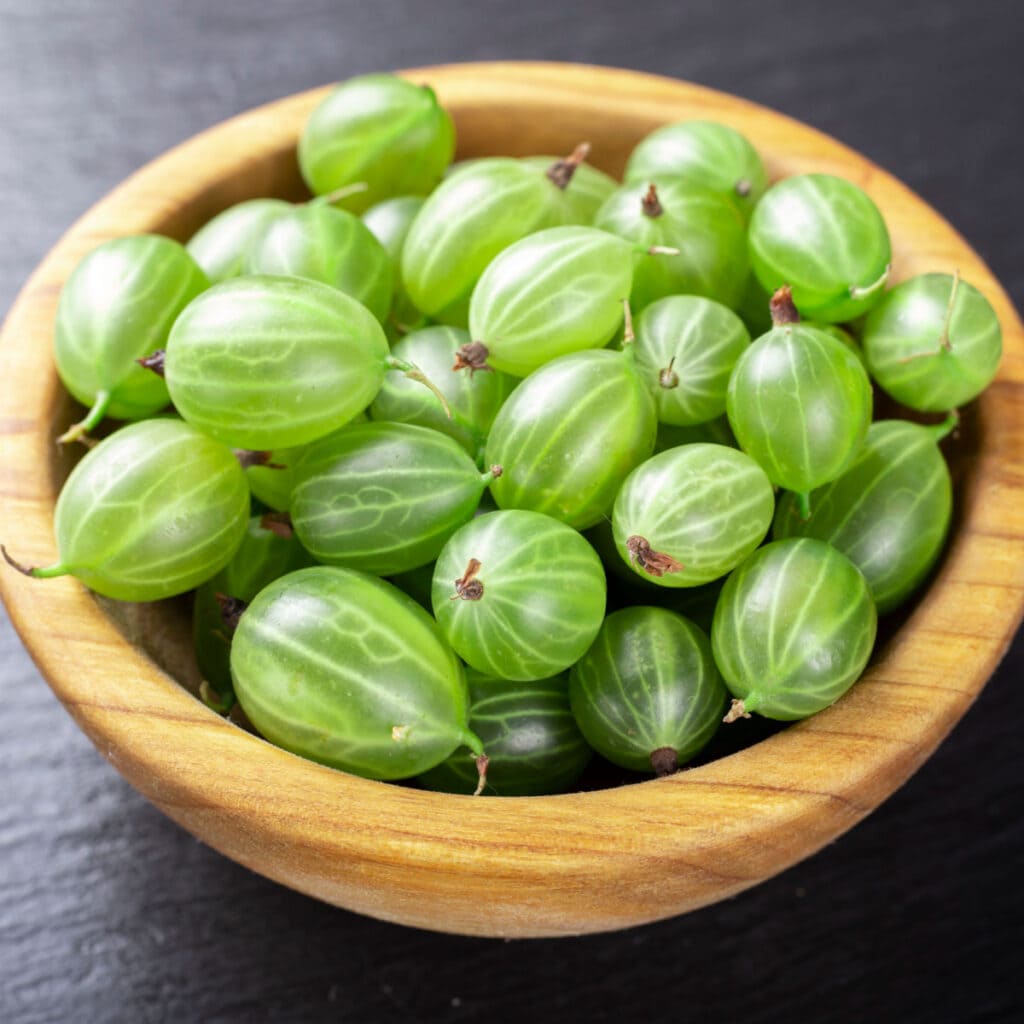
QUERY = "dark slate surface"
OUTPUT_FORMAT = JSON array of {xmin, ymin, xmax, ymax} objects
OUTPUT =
[{"xmin": 1, "ymin": 2, "xmax": 1022, "ymax": 1022}]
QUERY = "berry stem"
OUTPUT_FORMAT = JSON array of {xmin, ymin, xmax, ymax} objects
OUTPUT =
[
  {"xmin": 1, "ymin": 545, "xmax": 69, "ymax": 580},
  {"xmin": 722, "ymin": 698, "xmax": 753, "ymax": 724},
  {"xmin": 57, "ymin": 390, "xmax": 111, "ymax": 445},
  {"xmin": 849, "ymin": 263, "xmax": 891, "ymax": 302},
  {"xmin": 621, "ymin": 299, "xmax": 635, "ymax": 348},
  {"xmin": 199, "ymin": 680, "xmax": 236, "ymax": 714},
  {"xmin": 938, "ymin": 269, "xmax": 961, "ymax": 352},
  {"xmin": 641, "ymin": 184, "xmax": 663, "ymax": 218},
  {"xmin": 386, "ymin": 356, "xmax": 452, "ymax": 419},
  {"xmin": 927, "ymin": 409, "xmax": 960, "ymax": 442},
  {"xmin": 310, "ymin": 182, "xmax": 369, "ymax": 206},
  {"xmin": 796, "ymin": 490, "xmax": 812, "ymax": 520},
  {"xmin": 545, "ymin": 142, "xmax": 591, "ymax": 190},
  {"xmin": 472, "ymin": 754, "xmax": 490, "ymax": 797},
  {"xmin": 136, "ymin": 349, "xmax": 166, "ymax": 377},
  {"xmin": 770, "ymin": 286, "xmax": 800, "ymax": 326}
]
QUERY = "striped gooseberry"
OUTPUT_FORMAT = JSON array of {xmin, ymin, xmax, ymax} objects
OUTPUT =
[
  {"xmin": 2, "ymin": 418, "xmax": 249, "ymax": 601},
  {"xmin": 54, "ymin": 235, "xmax": 208, "ymax": 442},
  {"xmin": 726, "ymin": 288, "xmax": 873, "ymax": 516},
  {"xmin": 862, "ymin": 272, "xmax": 1002, "ymax": 411},
  {"xmin": 290, "ymin": 421, "xmax": 500, "ymax": 576},
  {"xmin": 612, "ymin": 443, "xmax": 774, "ymax": 588},
  {"xmin": 712, "ymin": 539, "xmax": 877, "ymax": 722},
  {"xmin": 298, "ymin": 74, "xmax": 455, "ymax": 213},
  {"xmin": 161, "ymin": 276, "xmax": 445, "ymax": 451},
  {"xmin": 231, "ymin": 566, "xmax": 483, "ymax": 781},
  {"xmin": 569, "ymin": 607, "xmax": 727, "ymax": 774},
  {"xmin": 467, "ymin": 226, "xmax": 636, "ymax": 377},
  {"xmin": 631, "ymin": 295, "xmax": 751, "ymax": 425},
  {"xmin": 484, "ymin": 346, "xmax": 657, "ymax": 530},
  {"xmin": 748, "ymin": 173, "xmax": 892, "ymax": 323},
  {"xmin": 431, "ymin": 510, "xmax": 607, "ymax": 682}
]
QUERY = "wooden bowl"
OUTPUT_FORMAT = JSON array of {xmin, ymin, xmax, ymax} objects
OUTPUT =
[{"xmin": 1, "ymin": 62, "xmax": 1022, "ymax": 939}]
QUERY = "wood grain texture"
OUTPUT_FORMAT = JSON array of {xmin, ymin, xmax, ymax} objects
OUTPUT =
[{"xmin": 0, "ymin": 62, "xmax": 1021, "ymax": 938}]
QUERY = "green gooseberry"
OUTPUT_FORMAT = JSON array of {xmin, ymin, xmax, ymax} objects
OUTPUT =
[
  {"xmin": 726, "ymin": 289, "xmax": 873, "ymax": 516},
  {"xmin": 419, "ymin": 669, "xmax": 592, "ymax": 796},
  {"xmin": 485, "ymin": 348, "xmax": 657, "ymax": 530},
  {"xmin": 612, "ymin": 443, "xmax": 775, "ymax": 588},
  {"xmin": 773, "ymin": 416, "xmax": 956, "ymax": 614},
  {"xmin": 432, "ymin": 510, "xmax": 607, "ymax": 682},
  {"xmin": 231, "ymin": 566, "xmax": 483, "ymax": 781},
  {"xmin": 623, "ymin": 119, "xmax": 768, "ymax": 219},
  {"xmin": 632, "ymin": 295, "xmax": 751, "ymax": 425},
  {"xmin": 163, "ymin": 276, "xmax": 443, "ymax": 451},
  {"xmin": 298, "ymin": 73, "xmax": 455, "ymax": 213},
  {"xmin": 3, "ymin": 419, "xmax": 249, "ymax": 601},
  {"xmin": 290, "ymin": 421, "xmax": 500, "ymax": 576},
  {"xmin": 468, "ymin": 226, "xmax": 635, "ymax": 377},
  {"xmin": 244, "ymin": 203, "xmax": 392, "ymax": 323},
  {"xmin": 54, "ymin": 235, "xmax": 208, "ymax": 442},
  {"xmin": 593, "ymin": 180, "xmax": 749, "ymax": 310},
  {"xmin": 748, "ymin": 173, "xmax": 892, "ymax": 322},
  {"xmin": 862, "ymin": 272, "xmax": 1002, "ymax": 411},
  {"xmin": 369, "ymin": 325, "xmax": 516, "ymax": 460},
  {"xmin": 569, "ymin": 607, "xmax": 728, "ymax": 775},
  {"xmin": 712, "ymin": 539, "xmax": 877, "ymax": 721}
]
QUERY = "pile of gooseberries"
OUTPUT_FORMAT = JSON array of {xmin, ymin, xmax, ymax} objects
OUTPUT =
[{"xmin": 4, "ymin": 73, "xmax": 1003, "ymax": 796}]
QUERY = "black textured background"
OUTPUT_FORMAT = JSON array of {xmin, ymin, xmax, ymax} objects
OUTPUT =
[{"xmin": 1, "ymin": 2, "xmax": 1022, "ymax": 1022}]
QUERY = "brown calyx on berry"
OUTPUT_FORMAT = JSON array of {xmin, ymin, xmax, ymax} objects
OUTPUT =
[
  {"xmin": 450, "ymin": 558, "xmax": 484, "ymax": 601},
  {"xmin": 136, "ymin": 349, "xmax": 166, "ymax": 376},
  {"xmin": 723, "ymin": 699, "xmax": 751, "ymax": 724},
  {"xmin": 472, "ymin": 754, "xmax": 490, "ymax": 796},
  {"xmin": 658, "ymin": 357, "xmax": 679, "ymax": 389},
  {"xmin": 259, "ymin": 511, "xmax": 294, "ymax": 540},
  {"xmin": 641, "ymin": 183, "xmax": 664, "ymax": 218},
  {"xmin": 625, "ymin": 536, "xmax": 684, "ymax": 577},
  {"xmin": 650, "ymin": 747, "xmax": 679, "ymax": 777},
  {"xmin": 233, "ymin": 449, "xmax": 285, "ymax": 471},
  {"xmin": 546, "ymin": 142, "xmax": 591, "ymax": 190},
  {"xmin": 453, "ymin": 341, "xmax": 493, "ymax": 375},
  {"xmin": 769, "ymin": 285, "xmax": 801, "ymax": 326},
  {"xmin": 215, "ymin": 592, "xmax": 248, "ymax": 632}
]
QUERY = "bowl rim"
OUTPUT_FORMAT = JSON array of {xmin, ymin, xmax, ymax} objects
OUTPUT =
[{"xmin": 1, "ymin": 60, "xmax": 1023, "ymax": 937}]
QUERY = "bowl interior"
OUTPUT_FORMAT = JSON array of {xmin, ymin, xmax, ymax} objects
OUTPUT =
[{"xmin": 2, "ymin": 62, "xmax": 1022, "ymax": 938}]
